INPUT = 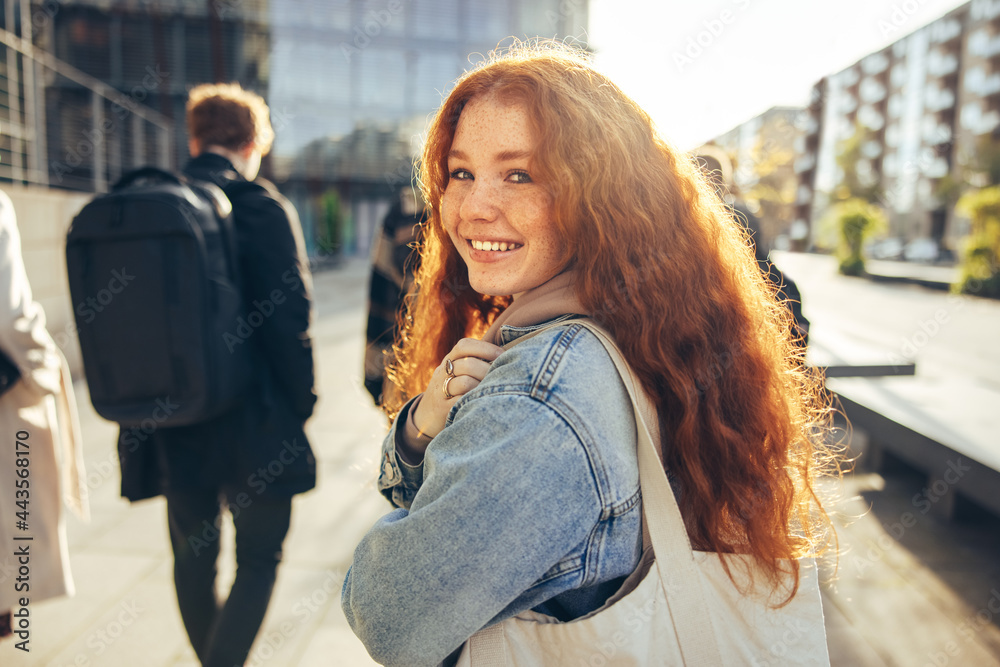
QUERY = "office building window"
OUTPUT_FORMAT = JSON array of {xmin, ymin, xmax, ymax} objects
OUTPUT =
[
  {"xmin": 62, "ymin": 9, "xmax": 111, "ymax": 80},
  {"xmin": 464, "ymin": 0, "xmax": 509, "ymax": 42},
  {"xmin": 415, "ymin": 52, "xmax": 459, "ymax": 109},
  {"xmin": 358, "ymin": 48, "xmax": 408, "ymax": 113},
  {"xmin": 411, "ymin": 0, "xmax": 459, "ymax": 40}
]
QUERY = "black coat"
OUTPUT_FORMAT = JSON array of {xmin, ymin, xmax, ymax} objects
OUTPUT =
[
  {"xmin": 731, "ymin": 203, "xmax": 810, "ymax": 346},
  {"xmin": 364, "ymin": 200, "xmax": 421, "ymax": 404},
  {"xmin": 117, "ymin": 153, "xmax": 317, "ymax": 501}
]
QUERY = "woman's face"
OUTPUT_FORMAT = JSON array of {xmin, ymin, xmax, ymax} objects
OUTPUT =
[{"xmin": 442, "ymin": 95, "xmax": 565, "ymax": 298}]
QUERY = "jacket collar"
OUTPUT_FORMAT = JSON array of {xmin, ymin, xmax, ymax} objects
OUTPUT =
[
  {"xmin": 482, "ymin": 271, "xmax": 587, "ymax": 346},
  {"xmin": 497, "ymin": 314, "xmax": 584, "ymax": 346},
  {"xmin": 183, "ymin": 152, "xmax": 244, "ymax": 188}
]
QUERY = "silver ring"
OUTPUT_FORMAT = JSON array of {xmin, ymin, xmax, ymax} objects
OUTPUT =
[
  {"xmin": 443, "ymin": 375, "xmax": 457, "ymax": 399},
  {"xmin": 445, "ymin": 357, "xmax": 456, "ymax": 378}
]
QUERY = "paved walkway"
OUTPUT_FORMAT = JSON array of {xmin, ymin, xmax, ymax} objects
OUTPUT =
[
  {"xmin": 10, "ymin": 259, "xmax": 386, "ymax": 667},
  {"xmin": 3, "ymin": 256, "xmax": 999, "ymax": 666}
]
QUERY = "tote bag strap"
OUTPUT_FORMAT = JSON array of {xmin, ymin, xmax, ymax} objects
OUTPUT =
[
  {"xmin": 485, "ymin": 319, "xmax": 724, "ymax": 665},
  {"xmin": 571, "ymin": 320, "xmax": 723, "ymax": 665}
]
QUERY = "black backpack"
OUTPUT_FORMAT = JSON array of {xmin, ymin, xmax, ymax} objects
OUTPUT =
[{"xmin": 66, "ymin": 167, "xmax": 252, "ymax": 428}]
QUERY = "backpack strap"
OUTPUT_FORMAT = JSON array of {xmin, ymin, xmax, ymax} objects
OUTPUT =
[{"xmin": 112, "ymin": 167, "xmax": 180, "ymax": 190}]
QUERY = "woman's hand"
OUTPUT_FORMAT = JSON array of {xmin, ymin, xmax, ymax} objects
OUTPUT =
[{"xmin": 411, "ymin": 338, "xmax": 503, "ymax": 441}]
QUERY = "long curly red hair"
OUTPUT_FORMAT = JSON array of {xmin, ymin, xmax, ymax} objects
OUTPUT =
[{"xmin": 385, "ymin": 42, "xmax": 837, "ymax": 603}]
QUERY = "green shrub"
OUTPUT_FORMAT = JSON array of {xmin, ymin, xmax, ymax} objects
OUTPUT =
[
  {"xmin": 955, "ymin": 187, "xmax": 1000, "ymax": 298},
  {"xmin": 821, "ymin": 198, "xmax": 887, "ymax": 276},
  {"xmin": 318, "ymin": 190, "xmax": 342, "ymax": 255}
]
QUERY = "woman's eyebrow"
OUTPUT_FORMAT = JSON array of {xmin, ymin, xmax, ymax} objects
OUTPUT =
[
  {"xmin": 447, "ymin": 149, "xmax": 532, "ymax": 161},
  {"xmin": 496, "ymin": 149, "xmax": 531, "ymax": 162}
]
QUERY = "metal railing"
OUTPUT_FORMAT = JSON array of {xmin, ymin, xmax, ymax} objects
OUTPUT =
[{"xmin": 0, "ymin": 2, "xmax": 173, "ymax": 192}]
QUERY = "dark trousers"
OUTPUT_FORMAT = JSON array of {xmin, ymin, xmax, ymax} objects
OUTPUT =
[{"xmin": 166, "ymin": 488, "xmax": 292, "ymax": 667}]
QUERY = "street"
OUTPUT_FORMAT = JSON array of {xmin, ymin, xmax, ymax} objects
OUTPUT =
[{"xmin": 772, "ymin": 251, "xmax": 1000, "ymax": 390}]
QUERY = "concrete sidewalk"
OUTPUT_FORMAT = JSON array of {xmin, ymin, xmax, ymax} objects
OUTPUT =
[
  {"xmin": 10, "ymin": 259, "xmax": 387, "ymax": 667},
  {"xmin": 4, "ymin": 257, "xmax": 999, "ymax": 666}
]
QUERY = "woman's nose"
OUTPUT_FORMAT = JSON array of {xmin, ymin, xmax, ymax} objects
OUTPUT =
[{"xmin": 460, "ymin": 179, "xmax": 500, "ymax": 222}]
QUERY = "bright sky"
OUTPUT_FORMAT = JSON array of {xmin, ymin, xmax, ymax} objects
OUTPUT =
[{"xmin": 588, "ymin": 0, "xmax": 971, "ymax": 150}]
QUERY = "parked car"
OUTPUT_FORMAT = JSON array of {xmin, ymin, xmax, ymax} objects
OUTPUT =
[
  {"xmin": 903, "ymin": 238, "xmax": 939, "ymax": 262},
  {"xmin": 868, "ymin": 237, "xmax": 903, "ymax": 260}
]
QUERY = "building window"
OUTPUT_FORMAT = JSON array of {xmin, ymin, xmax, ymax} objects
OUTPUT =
[
  {"xmin": 465, "ymin": 0, "xmax": 509, "ymax": 41},
  {"xmin": 63, "ymin": 10, "xmax": 111, "ymax": 80},
  {"xmin": 358, "ymin": 48, "xmax": 408, "ymax": 113},
  {"xmin": 411, "ymin": 0, "xmax": 459, "ymax": 40},
  {"xmin": 414, "ymin": 52, "xmax": 459, "ymax": 110}
]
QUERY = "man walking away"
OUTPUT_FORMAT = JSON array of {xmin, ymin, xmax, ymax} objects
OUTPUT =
[{"xmin": 116, "ymin": 83, "xmax": 317, "ymax": 667}]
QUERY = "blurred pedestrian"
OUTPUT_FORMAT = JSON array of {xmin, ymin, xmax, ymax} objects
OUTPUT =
[
  {"xmin": 114, "ymin": 83, "xmax": 317, "ymax": 667},
  {"xmin": 364, "ymin": 187, "xmax": 422, "ymax": 405},
  {"xmin": 343, "ymin": 43, "xmax": 835, "ymax": 665},
  {"xmin": 696, "ymin": 148, "xmax": 810, "ymax": 346},
  {"xmin": 0, "ymin": 189, "xmax": 88, "ymax": 640}
]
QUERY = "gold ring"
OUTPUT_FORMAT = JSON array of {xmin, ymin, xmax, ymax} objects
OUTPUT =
[
  {"xmin": 443, "ymin": 375, "xmax": 457, "ymax": 399},
  {"xmin": 445, "ymin": 358, "xmax": 456, "ymax": 378}
]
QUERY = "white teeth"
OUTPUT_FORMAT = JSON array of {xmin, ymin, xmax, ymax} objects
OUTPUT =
[{"xmin": 471, "ymin": 240, "xmax": 519, "ymax": 252}]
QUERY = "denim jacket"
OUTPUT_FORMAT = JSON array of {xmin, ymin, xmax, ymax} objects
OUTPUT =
[{"xmin": 342, "ymin": 319, "xmax": 643, "ymax": 667}]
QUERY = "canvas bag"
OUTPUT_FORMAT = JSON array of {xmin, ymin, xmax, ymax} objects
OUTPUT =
[{"xmin": 458, "ymin": 320, "xmax": 830, "ymax": 666}]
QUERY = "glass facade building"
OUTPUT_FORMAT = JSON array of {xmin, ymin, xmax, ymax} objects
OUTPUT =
[
  {"xmin": 4, "ymin": 0, "xmax": 590, "ymax": 255},
  {"xmin": 269, "ymin": 0, "xmax": 589, "ymax": 256}
]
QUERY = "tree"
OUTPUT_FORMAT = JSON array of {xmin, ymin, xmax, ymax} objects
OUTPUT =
[
  {"xmin": 967, "ymin": 134, "xmax": 1000, "ymax": 187},
  {"xmin": 954, "ymin": 187, "xmax": 1000, "ymax": 297},
  {"xmin": 833, "ymin": 123, "xmax": 883, "ymax": 203},
  {"xmin": 317, "ymin": 190, "xmax": 343, "ymax": 256},
  {"xmin": 739, "ymin": 136, "xmax": 798, "ymax": 240},
  {"xmin": 822, "ymin": 198, "xmax": 887, "ymax": 276}
]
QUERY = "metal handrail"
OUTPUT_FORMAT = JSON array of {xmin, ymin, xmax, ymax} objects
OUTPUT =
[{"xmin": 0, "ymin": 26, "xmax": 172, "ymax": 129}]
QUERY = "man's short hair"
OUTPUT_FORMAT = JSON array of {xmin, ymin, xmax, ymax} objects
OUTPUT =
[{"xmin": 186, "ymin": 82, "xmax": 275, "ymax": 155}]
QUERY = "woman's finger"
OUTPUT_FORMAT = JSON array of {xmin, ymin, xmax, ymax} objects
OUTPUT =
[
  {"xmin": 447, "ymin": 338, "xmax": 503, "ymax": 364},
  {"xmin": 449, "ymin": 356, "xmax": 493, "ymax": 381},
  {"xmin": 441, "ymin": 374, "xmax": 479, "ymax": 400}
]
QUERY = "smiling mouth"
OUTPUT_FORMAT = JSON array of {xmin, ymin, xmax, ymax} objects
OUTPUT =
[{"xmin": 469, "ymin": 239, "xmax": 523, "ymax": 252}]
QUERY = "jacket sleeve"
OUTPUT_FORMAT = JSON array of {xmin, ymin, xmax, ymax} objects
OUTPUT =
[
  {"xmin": 0, "ymin": 191, "xmax": 62, "ymax": 396},
  {"xmin": 376, "ymin": 396, "xmax": 426, "ymax": 509},
  {"xmin": 341, "ymin": 390, "xmax": 602, "ymax": 667},
  {"xmin": 231, "ymin": 187, "xmax": 317, "ymax": 420}
]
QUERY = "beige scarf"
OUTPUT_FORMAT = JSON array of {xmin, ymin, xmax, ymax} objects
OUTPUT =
[
  {"xmin": 401, "ymin": 271, "xmax": 587, "ymax": 453},
  {"xmin": 482, "ymin": 271, "xmax": 588, "ymax": 345}
]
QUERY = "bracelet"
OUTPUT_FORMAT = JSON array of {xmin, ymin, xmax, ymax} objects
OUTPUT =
[
  {"xmin": 412, "ymin": 412, "xmax": 431, "ymax": 440},
  {"xmin": 406, "ymin": 396, "xmax": 434, "ymax": 443}
]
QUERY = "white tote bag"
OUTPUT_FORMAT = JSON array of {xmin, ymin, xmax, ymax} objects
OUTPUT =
[{"xmin": 458, "ymin": 320, "xmax": 830, "ymax": 666}]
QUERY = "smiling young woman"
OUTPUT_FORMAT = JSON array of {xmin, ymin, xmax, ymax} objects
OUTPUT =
[
  {"xmin": 441, "ymin": 94, "xmax": 566, "ymax": 299},
  {"xmin": 343, "ymin": 41, "xmax": 838, "ymax": 667}
]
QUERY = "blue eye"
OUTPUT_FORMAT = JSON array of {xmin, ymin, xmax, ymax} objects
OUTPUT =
[
  {"xmin": 509, "ymin": 170, "xmax": 532, "ymax": 184},
  {"xmin": 449, "ymin": 169, "xmax": 472, "ymax": 180}
]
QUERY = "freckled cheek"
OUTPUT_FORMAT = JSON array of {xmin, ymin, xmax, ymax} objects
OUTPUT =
[{"xmin": 440, "ymin": 195, "xmax": 458, "ymax": 232}]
